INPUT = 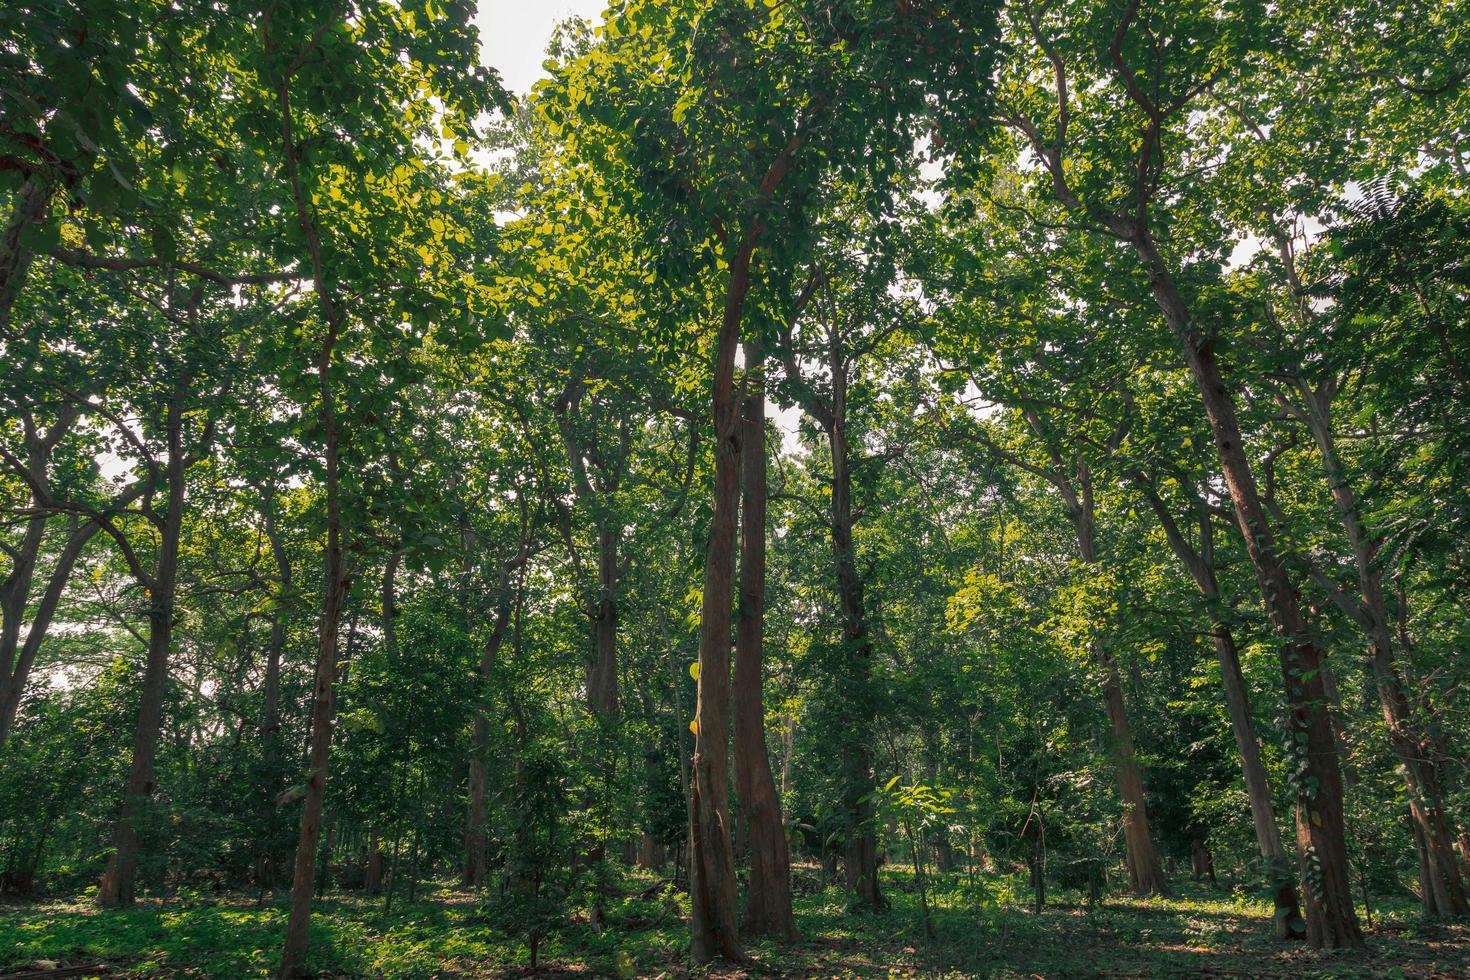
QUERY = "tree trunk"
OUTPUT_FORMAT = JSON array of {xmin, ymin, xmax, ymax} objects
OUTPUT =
[
  {"xmin": 1135, "ymin": 477, "xmax": 1304, "ymax": 935},
  {"xmin": 1068, "ymin": 481, "xmax": 1166, "ymax": 897},
  {"xmin": 825, "ymin": 345, "xmax": 884, "ymax": 913},
  {"xmin": 733, "ymin": 350, "xmax": 796, "ymax": 939},
  {"xmin": 0, "ymin": 176, "xmax": 51, "ymax": 334},
  {"xmin": 1099, "ymin": 656, "xmax": 1168, "ymax": 895},
  {"xmin": 275, "ymin": 48, "xmax": 353, "ymax": 977},
  {"xmin": 0, "ymin": 517, "xmax": 98, "ymax": 751},
  {"xmin": 364, "ymin": 830, "xmax": 384, "ymax": 895},
  {"xmin": 466, "ymin": 601, "xmax": 512, "ymax": 888},
  {"xmin": 277, "ymin": 424, "xmax": 346, "ymax": 976},
  {"xmin": 588, "ymin": 526, "xmax": 620, "ymax": 718},
  {"xmin": 97, "ymin": 399, "xmax": 186, "ymax": 908},
  {"xmin": 688, "ymin": 238, "xmax": 753, "ymax": 965},
  {"xmin": 0, "ymin": 512, "xmax": 46, "ymax": 738},
  {"xmin": 1300, "ymin": 399, "xmax": 1469, "ymax": 919},
  {"xmin": 1214, "ymin": 625, "xmax": 1308, "ymax": 935},
  {"xmin": 1131, "ymin": 230, "xmax": 1362, "ymax": 948}
]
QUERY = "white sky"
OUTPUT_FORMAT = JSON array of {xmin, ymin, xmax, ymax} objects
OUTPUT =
[{"xmin": 476, "ymin": 0, "xmax": 610, "ymax": 95}]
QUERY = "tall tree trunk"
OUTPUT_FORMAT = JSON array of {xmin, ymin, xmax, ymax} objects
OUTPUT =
[
  {"xmin": 733, "ymin": 346, "xmax": 796, "ymax": 939},
  {"xmin": 278, "ymin": 403, "xmax": 346, "ymax": 977},
  {"xmin": 97, "ymin": 399, "xmax": 187, "ymax": 908},
  {"xmin": 1297, "ymin": 395, "xmax": 1469, "ymax": 919},
  {"xmin": 1099, "ymin": 656, "xmax": 1167, "ymax": 895},
  {"xmin": 689, "ymin": 239, "xmax": 753, "ymax": 965},
  {"xmin": 276, "ymin": 52, "xmax": 352, "ymax": 977},
  {"xmin": 1065, "ymin": 475, "xmax": 1166, "ymax": 897},
  {"xmin": 1131, "ymin": 230, "xmax": 1362, "ymax": 948},
  {"xmin": 825, "ymin": 350, "xmax": 884, "ymax": 912},
  {"xmin": 465, "ymin": 599, "xmax": 512, "ymax": 888},
  {"xmin": 588, "ymin": 527, "xmax": 620, "ymax": 718},
  {"xmin": 1135, "ymin": 477, "xmax": 1304, "ymax": 935}
]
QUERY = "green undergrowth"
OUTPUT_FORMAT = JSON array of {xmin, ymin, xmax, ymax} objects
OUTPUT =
[{"xmin": 1, "ymin": 867, "xmax": 1465, "ymax": 978}]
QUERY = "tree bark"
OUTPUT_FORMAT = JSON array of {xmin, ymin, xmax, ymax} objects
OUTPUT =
[
  {"xmin": 733, "ymin": 344, "xmax": 796, "ymax": 939},
  {"xmin": 277, "ymin": 410, "xmax": 346, "ymax": 977},
  {"xmin": 1135, "ymin": 476, "xmax": 1305, "ymax": 936},
  {"xmin": 276, "ymin": 50, "xmax": 353, "ymax": 977},
  {"xmin": 1060, "ymin": 467, "xmax": 1165, "ymax": 897},
  {"xmin": 97, "ymin": 398, "xmax": 187, "ymax": 908},
  {"xmin": 465, "ymin": 598, "xmax": 513, "ymax": 888},
  {"xmin": 1294, "ymin": 392, "xmax": 1469, "ymax": 919},
  {"xmin": 1131, "ymin": 230, "xmax": 1362, "ymax": 948},
  {"xmin": 0, "ymin": 176, "xmax": 51, "ymax": 334},
  {"xmin": 689, "ymin": 237, "xmax": 753, "ymax": 965},
  {"xmin": 588, "ymin": 526, "xmax": 620, "ymax": 718},
  {"xmin": 0, "ymin": 517, "xmax": 98, "ymax": 751},
  {"xmin": 825, "ymin": 347, "xmax": 885, "ymax": 912}
]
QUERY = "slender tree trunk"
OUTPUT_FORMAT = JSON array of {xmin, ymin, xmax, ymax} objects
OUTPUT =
[
  {"xmin": 1214, "ymin": 625, "xmax": 1308, "ymax": 934},
  {"xmin": 1135, "ymin": 478, "xmax": 1304, "ymax": 935},
  {"xmin": 97, "ymin": 401, "xmax": 187, "ymax": 908},
  {"xmin": 1068, "ymin": 488, "xmax": 1166, "ymax": 897},
  {"xmin": 1131, "ymin": 231, "xmax": 1362, "ymax": 948},
  {"xmin": 825, "ymin": 349, "xmax": 884, "ymax": 912},
  {"xmin": 0, "ymin": 518, "xmax": 98, "ymax": 751},
  {"xmin": 689, "ymin": 239, "xmax": 753, "ymax": 965},
  {"xmin": 278, "ymin": 426, "xmax": 346, "ymax": 975},
  {"xmin": 364, "ymin": 829, "xmax": 384, "ymax": 894},
  {"xmin": 1099, "ymin": 655, "xmax": 1167, "ymax": 895},
  {"xmin": 275, "ymin": 38, "xmax": 354, "ymax": 975},
  {"xmin": 466, "ymin": 602, "xmax": 512, "ymax": 887},
  {"xmin": 733, "ymin": 346, "xmax": 796, "ymax": 939},
  {"xmin": 1300, "ymin": 400, "xmax": 1469, "ymax": 919}
]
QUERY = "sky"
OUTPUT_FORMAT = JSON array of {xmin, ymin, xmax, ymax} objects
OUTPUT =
[{"xmin": 475, "ymin": 1, "xmax": 609, "ymax": 95}]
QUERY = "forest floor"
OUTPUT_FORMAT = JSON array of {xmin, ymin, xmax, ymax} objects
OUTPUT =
[{"xmin": 2, "ymin": 865, "xmax": 1467, "ymax": 978}]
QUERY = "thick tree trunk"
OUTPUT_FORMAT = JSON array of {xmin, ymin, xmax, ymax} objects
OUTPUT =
[
  {"xmin": 0, "ymin": 513, "xmax": 45, "ymax": 728},
  {"xmin": 733, "ymin": 352, "xmax": 796, "ymax": 939},
  {"xmin": 364, "ymin": 830, "xmax": 384, "ymax": 894},
  {"xmin": 97, "ymin": 401, "xmax": 186, "ymax": 908},
  {"xmin": 689, "ymin": 240, "xmax": 753, "ymax": 965},
  {"xmin": 1132, "ymin": 231, "xmax": 1362, "ymax": 948}
]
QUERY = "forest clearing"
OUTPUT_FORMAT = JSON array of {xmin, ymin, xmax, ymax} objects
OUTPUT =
[
  {"xmin": 3, "ymin": 0, "xmax": 1470, "ymax": 977},
  {"xmin": 6, "ymin": 869, "xmax": 1470, "ymax": 977}
]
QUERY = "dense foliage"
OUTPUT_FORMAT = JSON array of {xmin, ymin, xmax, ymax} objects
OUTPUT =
[{"xmin": 2, "ymin": 0, "xmax": 1469, "ymax": 976}]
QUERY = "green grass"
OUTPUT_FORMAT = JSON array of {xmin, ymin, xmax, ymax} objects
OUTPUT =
[{"xmin": 1, "ymin": 868, "xmax": 1465, "ymax": 977}]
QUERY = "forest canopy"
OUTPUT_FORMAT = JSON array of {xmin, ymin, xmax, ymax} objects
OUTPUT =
[{"xmin": 2, "ymin": 0, "xmax": 1469, "ymax": 976}]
